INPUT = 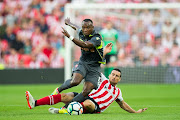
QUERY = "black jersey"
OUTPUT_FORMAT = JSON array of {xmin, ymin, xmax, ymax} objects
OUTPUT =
[{"xmin": 78, "ymin": 30, "xmax": 104, "ymax": 66}]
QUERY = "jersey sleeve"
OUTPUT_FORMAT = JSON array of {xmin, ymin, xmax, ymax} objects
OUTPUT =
[
  {"xmin": 97, "ymin": 73, "xmax": 108, "ymax": 87},
  {"xmin": 100, "ymin": 73, "xmax": 108, "ymax": 82},
  {"xmin": 116, "ymin": 89, "xmax": 123, "ymax": 101},
  {"xmin": 89, "ymin": 34, "xmax": 102, "ymax": 47}
]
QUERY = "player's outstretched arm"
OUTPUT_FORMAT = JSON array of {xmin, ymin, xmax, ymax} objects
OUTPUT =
[
  {"xmin": 65, "ymin": 18, "xmax": 79, "ymax": 30},
  {"xmin": 61, "ymin": 27, "xmax": 94, "ymax": 48},
  {"xmin": 116, "ymin": 100, "xmax": 147, "ymax": 113}
]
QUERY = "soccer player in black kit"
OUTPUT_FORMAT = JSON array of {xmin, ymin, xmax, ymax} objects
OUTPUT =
[{"xmin": 51, "ymin": 18, "xmax": 105, "ymax": 110}]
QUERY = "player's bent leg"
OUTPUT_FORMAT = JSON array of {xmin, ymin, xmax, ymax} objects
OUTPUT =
[
  {"xmin": 60, "ymin": 92, "xmax": 75, "ymax": 104},
  {"xmin": 55, "ymin": 73, "xmax": 83, "ymax": 93},
  {"xmin": 58, "ymin": 79, "xmax": 71, "ymax": 92},
  {"xmin": 26, "ymin": 91, "xmax": 35, "ymax": 109},
  {"xmin": 82, "ymin": 99, "xmax": 96, "ymax": 113},
  {"xmin": 36, "ymin": 93, "xmax": 74, "ymax": 106},
  {"xmin": 70, "ymin": 73, "xmax": 84, "ymax": 86},
  {"xmin": 82, "ymin": 81, "xmax": 95, "ymax": 97}
]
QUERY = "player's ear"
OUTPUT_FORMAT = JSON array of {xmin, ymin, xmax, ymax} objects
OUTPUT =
[
  {"xmin": 118, "ymin": 77, "xmax": 121, "ymax": 82},
  {"xmin": 118, "ymin": 75, "xmax": 121, "ymax": 82}
]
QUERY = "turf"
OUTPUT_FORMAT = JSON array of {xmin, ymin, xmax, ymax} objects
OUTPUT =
[{"xmin": 0, "ymin": 84, "xmax": 180, "ymax": 120}]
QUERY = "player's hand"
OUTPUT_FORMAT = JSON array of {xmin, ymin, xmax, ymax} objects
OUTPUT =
[
  {"xmin": 104, "ymin": 43, "xmax": 113, "ymax": 55},
  {"xmin": 65, "ymin": 17, "xmax": 71, "ymax": 25},
  {"xmin": 136, "ymin": 108, "xmax": 147, "ymax": 113},
  {"xmin": 61, "ymin": 27, "xmax": 70, "ymax": 38}
]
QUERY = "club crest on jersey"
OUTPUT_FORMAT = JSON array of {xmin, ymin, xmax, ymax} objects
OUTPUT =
[{"xmin": 75, "ymin": 64, "xmax": 78, "ymax": 68}]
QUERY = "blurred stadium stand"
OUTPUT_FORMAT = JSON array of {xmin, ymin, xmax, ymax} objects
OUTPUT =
[{"xmin": 0, "ymin": 0, "xmax": 180, "ymax": 83}]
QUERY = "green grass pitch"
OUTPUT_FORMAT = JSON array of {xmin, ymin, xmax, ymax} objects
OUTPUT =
[{"xmin": 0, "ymin": 84, "xmax": 180, "ymax": 120}]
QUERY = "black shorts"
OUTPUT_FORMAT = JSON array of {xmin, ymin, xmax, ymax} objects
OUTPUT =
[
  {"xmin": 85, "ymin": 96, "xmax": 101, "ymax": 113},
  {"xmin": 73, "ymin": 92, "xmax": 79, "ymax": 97},
  {"xmin": 73, "ymin": 92, "xmax": 101, "ymax": 113}
]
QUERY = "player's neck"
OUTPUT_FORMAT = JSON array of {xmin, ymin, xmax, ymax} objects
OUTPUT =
[{"xmin": 110, "ymin": 82, "xmax": 116, "ymax": 86}]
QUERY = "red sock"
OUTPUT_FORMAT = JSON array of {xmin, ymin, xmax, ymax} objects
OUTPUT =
[{"xmin": 36, "ymin": 94, "xmax": 61, "ymax": 106}]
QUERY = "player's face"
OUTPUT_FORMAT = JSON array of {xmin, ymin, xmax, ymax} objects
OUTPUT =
[
  {"xmin": 82, "ymin": 21, "xmax": 94, "ymax": 36},
  {"xmin": 109, "ymin": 70, "xmax": 121, "ymax": 86}
]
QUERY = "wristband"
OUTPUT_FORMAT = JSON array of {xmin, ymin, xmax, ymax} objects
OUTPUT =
[{"xmin": 69, "ymin": 36, "xmax": 74, "ymax": 41}]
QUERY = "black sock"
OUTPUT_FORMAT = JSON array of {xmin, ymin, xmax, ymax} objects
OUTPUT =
[
  {"xmin": 35, "ymin": 100, "xmax": 37, "ymax": 106},
  {"xmin": 64, "ymin": 93, "xmax": 86, "ymax": 108},
  {"xmin": 58, "ymin": 79, "xmax": 72, "ymax": 92}
]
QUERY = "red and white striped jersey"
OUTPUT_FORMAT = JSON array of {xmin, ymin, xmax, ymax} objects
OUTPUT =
[{"xmin": 88, "ymin": 73, "xmax": 123, "ymax": 112}]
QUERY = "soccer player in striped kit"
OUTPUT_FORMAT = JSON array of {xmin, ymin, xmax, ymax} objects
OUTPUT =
[{"xmin": 26, "ymin": 68, "xmax": 147, "ymax": 114}]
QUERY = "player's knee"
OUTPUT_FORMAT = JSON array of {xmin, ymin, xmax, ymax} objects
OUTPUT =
[
  {"xmin": 71, "ymin": 80, "xmax": 81, "ymax": 86},
  {"xmin": 61, "ymin": 93, "xmax": 68, "ymax": 101},
  {"xmin": 84, "ymin": 102, "xmax": 92, "ymax": 108},
  {"xmin": 71, "ymin": 73, "xmax": 83, "ymax": 86},
  {"xmin": 83, "ymin": 100, "xmax": 95, "ymax": 112},
  {"xmin": 82, "ymin": 88, "xmax": 92, "ymax": 96}
]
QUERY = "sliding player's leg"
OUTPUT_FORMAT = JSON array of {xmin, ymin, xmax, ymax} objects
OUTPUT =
[
  {"xmin": 49, "ymin": 99, "xmax": 99, "ymax": 114},
  {"xmin": 81, "ymin": 96, "xmax": 101, "ymax": 114},
  {"xmin": 25, "ymin": 91, "xmax": 75, "ymax": 109},
  {"xmin": 82, "ymin": 99, "xmax": 96, "ymax": 113},
  {"xmin": 49, "ymin": 92, "xmax": 79, "ymax": 114}
]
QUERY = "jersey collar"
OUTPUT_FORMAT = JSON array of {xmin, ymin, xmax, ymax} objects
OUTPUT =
[{"xmin": 89, "ymin": 30, "xmax": 96, "ymax": 37}]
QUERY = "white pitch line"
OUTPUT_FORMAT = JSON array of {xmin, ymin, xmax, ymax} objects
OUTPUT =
[
  {"xmin": 110, "ymin": 105, "xmax": 180, "ymax": 108},
  {"xmin": 1, "ymin": 105, "xmax": 180, "ymax": 107}
]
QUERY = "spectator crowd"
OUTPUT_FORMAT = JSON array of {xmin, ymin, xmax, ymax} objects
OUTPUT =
[{"xmin": 0, "ymin": 0, "xmax": 180, "ymax": 69}]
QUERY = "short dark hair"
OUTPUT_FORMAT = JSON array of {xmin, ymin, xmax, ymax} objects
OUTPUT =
[
  {"xmin": 112, "ymin": 68, "xmax": 122, "ymax": 77},
  {"xmin": 83, "ymin": 19, "xmax": 93, "ymax": 24}
]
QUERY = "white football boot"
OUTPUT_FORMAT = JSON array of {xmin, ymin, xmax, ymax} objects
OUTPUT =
[
  {"xmin": 48, "ymin": 107, "xmax": 59, "ymax": 114},
  {"xmin": 25, "ymin": 91, "xmax": 35, "ymax": 109}
]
